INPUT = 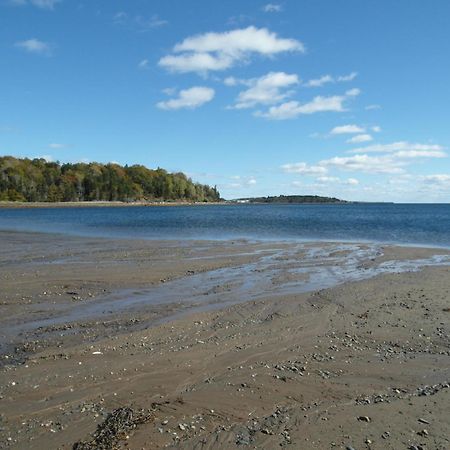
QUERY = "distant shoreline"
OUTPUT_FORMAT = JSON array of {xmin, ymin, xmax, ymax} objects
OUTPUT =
[
  {"xmin": 0, "ymin": 200, "xmax": 394, "ymax": 209},
  {"xmin": 0, "ymin": 200, "xmax": 226, "ymax": 209}
]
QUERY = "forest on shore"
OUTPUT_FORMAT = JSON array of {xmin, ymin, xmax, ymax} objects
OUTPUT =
[
  {"xmin": 237, "ymin": 195, "xmax": 346, "ymax": 204},
  {"xmin": 0, "ymin": 156, "xmax": 220, "ymax": 203}
]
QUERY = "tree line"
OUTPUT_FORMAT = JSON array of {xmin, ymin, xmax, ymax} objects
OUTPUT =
[
  {"xmin": 238, "ymin": 195, "xmax": 345, "ymax": 204},
  {"xmin": 0, "ymin": 156, "xmax": 221, "ymax": 203}
]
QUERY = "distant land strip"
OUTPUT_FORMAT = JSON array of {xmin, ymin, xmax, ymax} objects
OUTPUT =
[{"xmin": 233, "ymin": 195, "xmax": 347, "ymax": 204}]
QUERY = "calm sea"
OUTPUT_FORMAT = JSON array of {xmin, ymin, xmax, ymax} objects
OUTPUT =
[{"xmin": 0, "ymin": 203, "xmax": 449, "ymax": 247}]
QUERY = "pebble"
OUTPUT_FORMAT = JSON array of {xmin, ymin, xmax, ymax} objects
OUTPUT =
[{"xmin": 357, "ymin": 416, "xmax": 371, "ymax": 422}]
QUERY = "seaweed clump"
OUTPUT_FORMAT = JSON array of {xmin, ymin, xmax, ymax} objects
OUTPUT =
[{"xmin": 73, "ymin": 407, "xmax": 152, "ymax": 450}]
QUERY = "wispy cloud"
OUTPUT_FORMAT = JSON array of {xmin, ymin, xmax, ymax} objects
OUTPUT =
[
  {"xmin": 319, "ymin": 154, "xmax": 405, "ymax": 174},
  {"xmin": 230, "ymin": 72, "xmax": 299, "ymax": 109},
  {"xmin": 263, "ymin": 3, "xmax": 283, "ymax": 13},
  {"xmin": 281, "ymin": 139, "xmax": 446, "ymax": 177},
  {"xmin": 156, "ymin": 86, "xmax": 215, "ymax": 110},
  {"xmin": 330, "ymin": 124, "xmax": 366, "ymax": 135},
  {"xmin": 365, "ymin": 104, "xmax": 381, "ymax": 110},
  {"xmin": 315, "ymin": 176, "xmax": 359, "ymax": 185},
  {"xmin": 15, "ymin": 38, "xmax": 52, "ymax": 56},
  {"xmin": 347, "ymin": 134, "xmax": 373, "ymax": 144},
  {"xmin": 138, "ymin": 59, "xmax": 149, "ymax": 69},
  {"xmin": 113, "ymin": 12, "xmax": 168, "ymax": 32},
  {"xmin": 48, "ymin": 143, "xmax": 67, "ymax": 149},
  {"xmin": 421, "ymin": 174, "xmax": 450, "ymax": 184},
  {"xmin": 305, "ymin": 75, "xmax": 333, "ymax": 88},
  {"xmin": 347, "ymin": 141, "xmax": 446, "ymax": 156},
  {"xmin": 159, "ymin": 26, "xmax": 304, "ymax": 74},
  {"xmin": 10, "ymin": 0, "xmax": 61, "ymax": 10},
  {"xmin": 281, "ymin": 162, "xmax": 328, "ymax": 176},
  {"xmin": 305, "ymin": 71, "xmax": 357, "ymax": 87},
  {"xmin": 320, "ymin": 145, "xmax": 446, "ymax": 174},
  {"xmin": 257, "ymin": 89, "xmax": 360, "ymax": 120}
]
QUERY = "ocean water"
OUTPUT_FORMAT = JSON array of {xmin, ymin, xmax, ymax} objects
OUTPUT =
[{"xmin": 0, "ymin": 203, "xmax": 449, "ymax": 247}]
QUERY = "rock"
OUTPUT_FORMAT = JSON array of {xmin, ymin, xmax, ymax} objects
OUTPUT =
[{"xmin": 357, "ymin": 416, "xmax": 371, "ymax": 422}]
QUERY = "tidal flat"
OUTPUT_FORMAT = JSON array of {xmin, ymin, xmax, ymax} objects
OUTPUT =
[{"xmin": 0, "ymin": 231, "xmax": 449, "ymax": 449}]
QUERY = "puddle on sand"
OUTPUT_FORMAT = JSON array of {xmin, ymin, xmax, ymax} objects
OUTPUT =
[{"xmin": 2, "ymin": 242, "xmax": 450, "ymax": 344}]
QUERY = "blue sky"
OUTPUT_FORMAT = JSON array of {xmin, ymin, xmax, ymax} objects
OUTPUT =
[{"xmin": 1, "ymin": 0, "xmax": 450, "ymax": 202}]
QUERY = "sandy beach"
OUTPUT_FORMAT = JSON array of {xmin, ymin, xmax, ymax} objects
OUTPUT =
[{"xmin": 0, "ymin": 231, "xmax": 449, "ymax": 449}]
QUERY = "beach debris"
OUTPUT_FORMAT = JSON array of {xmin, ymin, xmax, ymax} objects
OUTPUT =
[
  {"xmin": 72, "ymin": 407, "xmax": 152, "ymax": 449},
  {"xmin": 357, "ymin": 416, "xmax": 371, "ymax": 422},
  {"xmin": 416, "ymin": 429, "xmax": 428, "ymax": 437}
]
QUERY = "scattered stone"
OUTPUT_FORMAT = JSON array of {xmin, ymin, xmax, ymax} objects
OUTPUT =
[{"xmin": 357, "ymin": 416, "xmax": 371, "ymax": 422}]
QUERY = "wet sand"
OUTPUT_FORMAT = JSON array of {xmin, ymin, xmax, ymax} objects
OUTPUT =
[{"xmin": 0, "ymin": 231, "xmax": 449, "ymax": 449}]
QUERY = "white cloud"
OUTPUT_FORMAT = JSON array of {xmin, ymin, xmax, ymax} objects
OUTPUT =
[
  {"xmin": 365, "ymin": 104, "xmax": 381, "ymax": 110},
  {"xmin": 224, "ymin": 76, "xmax": 239, "ymax": 86},
  {"xmin": 305, "ymin": 75, "xmax": 333, "ymax": 87},
  {"xmin": 345, "ymin": 88, "xmax": 361, "ymax": 97},
  {"xmin": 10, "ymin": 0, "xmax": 61, "ymax": 9},
  {"xmin": 394, "ymin": 150, "xmax": 446, "ymax": 158},
  {"xmin": 305, "ymin": 72, "xmax": 358, "ymax": 87},
  {"xmin": 371, "ymin": 125, "xmax": 382, "ymax": 132},
  {"xmin": 15, "ymin": 38, "xmax": 52, "ymax": 56},
  {"xmin": 159, "ymin": 26, "xmax": 304, "ymax": 74},
  {"xmin": 138, "ymin": 59, "xmax": 149, "ymax": 69},
  {"xmin": 421, "ymin": 174, "xmax": 450, "ymax": 184},
  {"xmin": 316, "ymin": 176, "xmax": 340, "ymax": 183},
  {"xmin": 315, "ymin": 176, "xmax": 359, "ymax": 185},
  {"xmin": 232, "ymin": 72, "xmax": 299, "ymax": 109},
  {"xmin": 162, "ymin": 87, "xmax": 177, "ymax": 96},
  {"xmin": 281, "ymin": 162, "xmax": 328, "ymax": 176},
  {"xmin": 221, "ymin": 176, "xmax": 257, "ymax": 189},
  {"xmin": 159, "ymin": 52, "xmax": 234, "ymax": 74},
  {"xmin": 156, "ymin": 86, "xmax": 215, "ymax": 110},
  {"xmin": 348, "ymin": 141, "xmax": 446, "ymax": 156},
  {"xmin": 347, "ymin": 134, "xmax": 373, "ymax": 144},
  {"xmin": 114, "ymin": 12, "xmax": 168, "ymax": 31},
  {"xmin": 263, "ymin": 3, "xmax": 283, "ymax": 12},
  {"xmin": 257, "ymin": 89, "xmax": 360, "ymax": 120},
  {"xmin": 337, "ymin": 72, "xmax": 358, "ymax": 82},
  {"xmin": 48, "ymin": 143, "xmax": 66, "ymax": 149},
  {"xmin": 330, "ymin": 124, "xmax": 365, "ymax": 135},
  {"xmin": 320, "ymin": 146, "xmax": 446, "ymax": 175},
  {"xmin": 320, "ymin": 154, "xmax": 405, "ymax": 174}
]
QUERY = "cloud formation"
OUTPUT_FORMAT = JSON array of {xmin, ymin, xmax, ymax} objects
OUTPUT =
[
  {"xmin": 114, "ymin": 12, "xmax": 168, "ymax": 31},
  {"xmin": 330, "ymin": 124, "xmax": 365, "ymax": 135},
  {"xmin": 347, "ymin": 141, "xmax": 446, "ymax": 156},
  {"xmin": 10, "ymin": 0, "xmax": 60, "ymax": 9},
  {"xmin": 263, "ymin": 3, "xmax": 283, "ymax": 13},
  {"xmin": 159, "ymin": 27, "xmax": 304, "ymax": 74},
  {"xmin": 347, "ymin": 134, "xmax": 373, "ymax": 144},
  {"xmin": 231, "ymin": 72, "xmax": 299, "ymax": 109},
  {"xmin": 257, "ymin": 89, "xmax": 360, "ymax": 120},
  {"xmin": 281, "ymin": 162, "xmax": 327, "ymax": 176},
  {"xmin": 305, "ymin": 72, "xmax": 357, "ymax": 87},
  {"xmin": 15, "ymin": 38, "xmax": 52, "ymax": 56},
  {"xmin": 320, "ymin": 154, "xmax": 405, "ymax": 174},
  {"xmin": 157, "ymin": 86, "xmax": 215, "ymax": 110}
]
